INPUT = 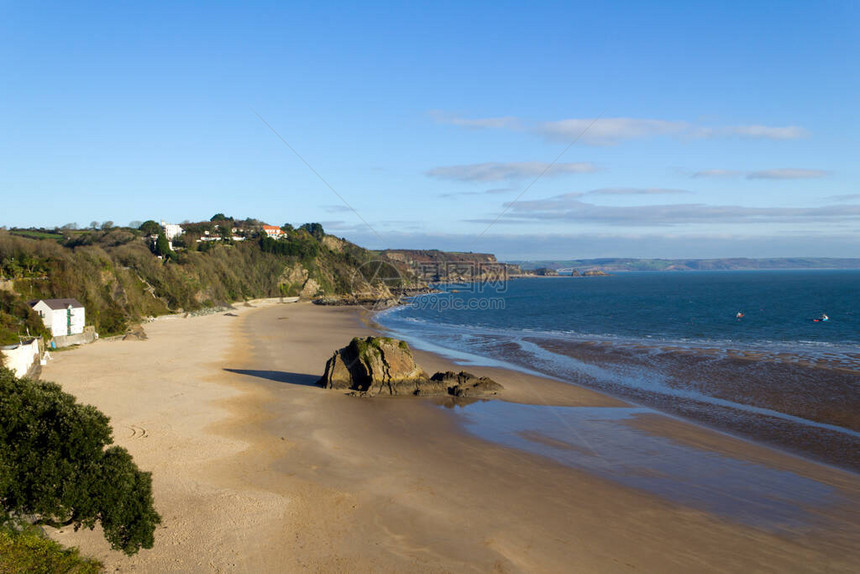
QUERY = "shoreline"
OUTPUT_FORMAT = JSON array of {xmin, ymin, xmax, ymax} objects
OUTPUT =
[
  {"xmin": 373, "ymin": 300, "xmax": 860, "ymax": 472},
  {"xmin": 40, "ymin": 302, "xmax": 860, "ymax": 572}
]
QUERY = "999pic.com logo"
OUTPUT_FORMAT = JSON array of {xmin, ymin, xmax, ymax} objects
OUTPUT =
[{"xmin": 350, "ymin": 260, "xmax": 404, "ymax": 311}]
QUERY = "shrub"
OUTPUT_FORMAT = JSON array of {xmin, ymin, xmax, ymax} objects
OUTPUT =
[
  {"xmin": 0, "ymin": 368, "xmax": 161, "ymax": 555},
  {"xmin": 0, "ymin": 521, "xmax": 103, "ymax": 574}
]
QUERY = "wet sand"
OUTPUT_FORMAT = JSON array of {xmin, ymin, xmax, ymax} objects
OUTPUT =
[
  {"xmin": 517, "ymin": 336, "xmax": 860, "ymax": 470},
  {"xmin": 43, "ymin": 302, "xmax": 860, "ymax": 572}
]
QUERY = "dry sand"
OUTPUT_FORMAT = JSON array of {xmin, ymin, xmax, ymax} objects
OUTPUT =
[{"xmin": 42, "ymin": 302, "xmax": 860, "ymax": 573}]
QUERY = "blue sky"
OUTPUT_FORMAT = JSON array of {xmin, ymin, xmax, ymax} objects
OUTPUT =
[{"xmin": 1, "ymin": 1, "xmax": 858, "ymax": 259}]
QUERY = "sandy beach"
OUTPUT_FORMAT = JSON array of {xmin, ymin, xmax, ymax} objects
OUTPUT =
[{"xmin": 42, "ymin": 302, "xmax": 860, "ymax": 573}]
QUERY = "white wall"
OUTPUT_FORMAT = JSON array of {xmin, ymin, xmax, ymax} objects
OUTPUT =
[
  {"xmin": 32, "ymin": 301, "xmax": 55, "ymax": 335},
  {"xmin": 0, "ymin": 339, "xmax": 40, "ymax": 378},
  {"xmin": 68, "ymin": 306, "xmax": 85, "ymax": 335}
]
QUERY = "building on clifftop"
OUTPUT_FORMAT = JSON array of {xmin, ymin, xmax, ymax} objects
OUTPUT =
[{"xmin": 262, "ymin": 225, "xmax": 284, "ymax": 239}]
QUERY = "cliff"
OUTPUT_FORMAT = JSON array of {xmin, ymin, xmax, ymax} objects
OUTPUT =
[
  {"xmin": 0, "ymin": 224, "xmax": 419, "ymax": 341},
  {"xmin": 0, "ymin": 223, "xmax": 527, "ymax": 344},
  {"xmin": 380, "ymin": 249, "xmax": 521, "ymax": 283}
]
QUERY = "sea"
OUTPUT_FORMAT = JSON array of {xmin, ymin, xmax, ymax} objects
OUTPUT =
[{"xmin": 376, "ymin": 270, "xmax": 860, "ymax": 482}]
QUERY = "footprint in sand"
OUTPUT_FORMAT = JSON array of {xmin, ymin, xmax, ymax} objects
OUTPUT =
[{"xmin": 127, "ymin": 424, "xmax": 150, "ymax": 439}]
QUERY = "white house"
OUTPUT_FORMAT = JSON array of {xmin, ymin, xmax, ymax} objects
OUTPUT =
[
  {"xmin": 161, "ymin": 221, "xmax": 184, "ymax": 241},
  {"xmin": 262, "ymin": 225, "xmax": 284, "ymax": 239},
  {"xmin": 30, "ymin": 298, "xmax": 86, "ymax": 337},
  {"xmin": 160, "ymin": 221, "xmax": 184, "ymax": 250}
]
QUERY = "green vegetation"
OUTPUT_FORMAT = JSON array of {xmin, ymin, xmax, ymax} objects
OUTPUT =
[
  {"xmin": 0, "ymin": 521, "xmax": 103, "ymax": 573},
  {"xmin": 259, "ymin": 233, "xmax": 319, "ymax": 260},
  {"xmin": 8, "ymin": 229, "xmax": 64, "ymax": 242},
  {"xmin": 350, "ymin": 336, "xmax": 411, "ymax": 360},
  {"xmin": 0, "ymin": 368, "xmax": 160, "ymax": 556},
  {"xmin": 1, "ymin": 252, "xmax": 50, "ymax": 279},
  {"xmin": 138, "ymin": 220, "xmax": 160, "ymax": 236},
  {"xmin": 299, "ymin": 222, "xmax": 325, "ymax": 240},
  {"xmin": 0, "ymin": 292, "xmax": 50, "ymax": 346},
  {"xmin": 153, "ymin": 232, "xmax": 174, "ymax": 260},
  {"xmin": 0, "ymin": 220, "xmax": 418, "ymax": 343}
]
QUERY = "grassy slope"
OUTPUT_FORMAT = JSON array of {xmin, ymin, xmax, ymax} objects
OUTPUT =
[
  {"xmin": 0, "ymin": 523, "xmax": 102, "ymax": 574},
  {"xmin": 0, "ymin": 227, "xmax": 405, "ymax": 344}
]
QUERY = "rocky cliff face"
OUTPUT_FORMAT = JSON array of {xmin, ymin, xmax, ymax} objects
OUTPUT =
[
  {"xmin": 318, "ymin": 337, "xmax": 503, "ymax": 398},
  {"xmin": 380, "ymin": 250, "xmax": 521, "ymax": 283}
]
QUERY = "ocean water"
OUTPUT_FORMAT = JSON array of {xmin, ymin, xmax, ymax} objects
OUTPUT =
[
  {"xmin": 376, "ymin": 271, "xmax": 860, "ymax": 473},
  {"xmin": 388, "ymin": 270, "xmax": 859, "ymax": 346}
]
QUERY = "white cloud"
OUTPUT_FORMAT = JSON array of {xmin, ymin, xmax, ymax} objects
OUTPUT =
[
  {"xmin": 587, "ymin": 187, "xmax": 691, "ymax": 195},
  {"xmin": 337, "ymin": 229, "xmax": 860, "ymax": 260},
  {"xmin": 747, "ymin": 169, "xmax": 828, "ymax": 180},
  {"xmin": 440, "ymin": 187, "xmax": 516, "ymax": 198},
  {"xmin": 500, "ymin": 194, "xmax": 860, "ymax": 227},
  {"xmin": 537, "ymin": 118, "xmax": 687, "ymax": 145},
  {"xmin": 692, "ymin": 168, "xmax": 827, "ymax": 180},
  {"xmin": 427, "ymin": 161, "xmax": 597, "ymax": 182},
  {"xmin": 692, "ymin": 169, "xmax": 743, "ymax": 178},
  {"xmin": 432, "ymin": 112, "xmax": 521, "ymax": 130},
  {"xmin": 435, "ymin": 113, "xmax": 809, "ymax": 145},
  {"xmin": 721, "ymin": 125, "xmax": 809, "ymax": 140}
]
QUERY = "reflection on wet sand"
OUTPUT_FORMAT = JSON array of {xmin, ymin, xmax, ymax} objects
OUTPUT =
[{"xmin": 452, "ymin": 402, "xmax": 856, "ymax": 533}]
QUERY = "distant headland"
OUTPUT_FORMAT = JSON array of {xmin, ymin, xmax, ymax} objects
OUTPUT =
[{"xmin": 513, "ymin": 257, "xmax": 860, "ymax": 274}]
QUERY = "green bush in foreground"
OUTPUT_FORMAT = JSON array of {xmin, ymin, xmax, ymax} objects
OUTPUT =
[
  {"xmin": 0, "ymin": 522, "xmax": 102, "ymax": 574},
  {"xmin": 0, "ymin": 368, "xmax": 161, "ymax": 555}
]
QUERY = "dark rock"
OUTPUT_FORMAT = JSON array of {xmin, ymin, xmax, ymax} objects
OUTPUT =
[
  {"xmin": 430, "ymin": 371, "xmax": 504, "ymax": 397},
  {"xmin": 122, "ymin": 325, "xmax": 148, "ymax": 341},
  {"xmin": 312, "ymin": 296, "xmax": 400, "ymax": 308},
  {"xmin": 318, "ymin": 338, "xmax": 503, "ymax": 398},
  {"xmin": 318, "ymin": 337, "xmax": 437, "ymax": 396}
]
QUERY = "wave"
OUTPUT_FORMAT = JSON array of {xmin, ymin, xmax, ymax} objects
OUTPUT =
[{"xmin": 379, "ymin": 302, "xmax": 860, "ymax": 364}]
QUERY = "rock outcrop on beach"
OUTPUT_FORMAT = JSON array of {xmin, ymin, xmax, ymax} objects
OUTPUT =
[
  {"xmin": 318, "ymin": 336, "xmax": 435, "ymax": 396},
  {"xmin": 318, "ymin": 337, "xmax": 503, "ymax": 398},
  {"xmin": 429, "ymin": 371, "xmax": 504, "ymax": 397},
  {"xmin": 122, "ymin": 325, "xmax": 148, "ymax": 341}
]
